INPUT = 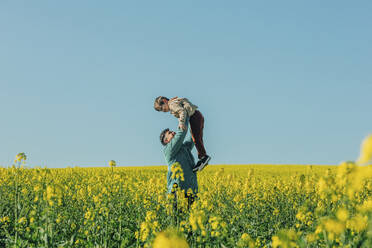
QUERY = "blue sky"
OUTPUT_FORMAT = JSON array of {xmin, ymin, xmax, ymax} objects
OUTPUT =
[{"xmin": 1, "ymin": 1, "xmax": 371, "ymax": 168}]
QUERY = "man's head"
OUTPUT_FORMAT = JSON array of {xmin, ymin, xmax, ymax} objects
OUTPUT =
[
  {"xmin": 154, "ymin": 96, "xmax": 170, "ymax": 112},
  {"xmin": 160, "ymin": 128, "xmax": 176, "ymax": 146}
]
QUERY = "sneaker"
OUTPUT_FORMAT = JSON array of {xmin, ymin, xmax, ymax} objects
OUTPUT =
[
  {"xmin": 197, "ymin": 155, "xmax": 211, "ymax": 172},
  {"xmin": 193, "ymin": 160, "xmax": 202, "ymax": 172}
]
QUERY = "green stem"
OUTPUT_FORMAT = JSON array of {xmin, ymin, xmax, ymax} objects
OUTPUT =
[{"xmin": 14, "ymin": 163, "xmax": 19, "ymax": 246}]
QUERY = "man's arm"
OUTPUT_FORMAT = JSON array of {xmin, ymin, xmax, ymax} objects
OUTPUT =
[
  {"xmin": 165, "ymin": 117, "xmax": 190, "ymax": 157},
  {"xmin": 183, "ymin": 136, "xmax": 195, "ymax": 150}
]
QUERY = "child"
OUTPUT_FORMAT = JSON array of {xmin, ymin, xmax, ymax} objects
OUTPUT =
[{"xmin": 154, "ymin": 96, "xmax": 211, "ymax": 171}]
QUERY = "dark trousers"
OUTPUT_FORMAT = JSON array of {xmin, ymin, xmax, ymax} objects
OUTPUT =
[{"xmin": 189, "ymin": 110, "xmax": 207, "ymax": 159}]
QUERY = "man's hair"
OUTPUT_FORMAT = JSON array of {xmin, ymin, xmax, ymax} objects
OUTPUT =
[
  {"xmin": 154, "ymin": 96, "xmax": 169, "ymax": 111},
  {"xmin": 160, "ymin": 128, "xmax": 169, "ymax": 146}
]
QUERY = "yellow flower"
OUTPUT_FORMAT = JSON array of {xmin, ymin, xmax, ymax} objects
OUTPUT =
[
  {"xmin": 46, "ymin": 186, "xmax": 54, "ymax": 201},
  {"xmin": 357, "ymin": 134, "xmax": 372, "ymax": 165},
  {"xmin": 170, "ymin": 162, "xmax": 185, "ymax": 181},
  {"xmin": 323, "ymin": 219, "xmax": 345, "ymax": 235},
  {"xmin": 15, "ymin": 152, "xmax": 27, "ymax": 162},
  {"xmin": 286, "ymin": 229, "xmax": 297, "ymax": 240},
  {"xmin": 357, "ymin": 199, "xmax": 372, "ymax": 212},
  {"xmin": 336, "ymin": 208, "xmax": 348, "ymax": 222},
  {"xmin": 296, "ymin": 211, "xmax": 305, "ymax": 222},
  {"xmin": 209, "ymin": 216, "xmax": 219, "ymax": 229},
  {"xmin": 317, "ymin": 178, "xmax": 327, "ymax": 194},
  {"xmin": 189, "ymin": 215, "xmax": 197, "ymax": 231},
  {"xmin": 237, "ymin": 233, "xmax": 255, "ymax": 248},
  {"xmin": 272, "ymin": 236, "xmax": 281, "ymax": 248},
  {"xmin": 273, "ymin": 208, "xmax": 279, "ymax": 216},
  {"xmin": 153, "ymin": 229, "xmax": 189, "ymax": 248},
  {"xmin": 0, "ymin": 216, "xmax": 10, "ymax": 224},
  {"xmin": 346, "ymin": 214, "xmax": 368, "ymax": 232},
  {"xmin": 306, "ymin": 233, "xmax": 317, "ymax": 243},
  {"xmin": 84, "ymin": 210, "xmax": 92, "ymax": 219},
  {"xmin": 241, "ymin": 233, "xmax": 250, "ymax": 240},
  {"xmin": 18, "ymin": 217, "xmax": 27, "ymax": 224},
  {"xmin": 109, "ymin": 160, "xmax": 116, "ymax": 167}
]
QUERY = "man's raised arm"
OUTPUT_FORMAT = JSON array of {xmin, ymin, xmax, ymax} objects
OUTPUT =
[
  {"xmin": 183, "ymin": 136, "xmax": 195, "ymax": 150},
  {"xmin": 165, "ymin": 117, "xmax": 190, "ymax": 157}
]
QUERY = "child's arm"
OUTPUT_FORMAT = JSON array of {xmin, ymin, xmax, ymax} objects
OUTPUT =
[
  {"xmin": 176, "ymin": 98, "xmax": 196, "ymax": 131},
  {"xmin": 169, "ymin": 100, "xmax": 188, "ymax": 130},
  {"xmin": 178, "ymin": 111, "xmax": 187, "ymax": 131}
]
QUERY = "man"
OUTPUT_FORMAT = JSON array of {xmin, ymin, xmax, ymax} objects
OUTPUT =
[{"xmin": 160, "ymin": 117, "xmax": 201, "ymax": 209}]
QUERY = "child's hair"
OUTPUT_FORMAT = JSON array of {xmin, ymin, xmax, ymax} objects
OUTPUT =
[{"xmin": 154, "ymin": 96, "xmax": 169, "ymax": 111}]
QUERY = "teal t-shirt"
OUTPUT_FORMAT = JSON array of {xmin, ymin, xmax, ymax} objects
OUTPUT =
[{"xmin": 163, "ymin": 118, "xmax": 198, "ymax": 195}]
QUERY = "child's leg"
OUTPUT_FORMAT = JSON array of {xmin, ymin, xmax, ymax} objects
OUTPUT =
[{"xmin": 189, "ymin": 110, "xmax": 207, "ymax": 159}]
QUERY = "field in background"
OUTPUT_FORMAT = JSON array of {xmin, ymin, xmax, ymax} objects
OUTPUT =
[{"xmin": 1, "ymin": 163, "xmax": 372, "ymax": 247}]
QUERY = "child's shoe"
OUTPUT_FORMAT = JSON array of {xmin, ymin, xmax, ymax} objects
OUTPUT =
[
  {"xmin": 193, "ymin": 160, "xmax": 202, "ymax": 172},
  {"xmin": 196, "ymin": 155, "xmax": 211, "ymax": 172}
]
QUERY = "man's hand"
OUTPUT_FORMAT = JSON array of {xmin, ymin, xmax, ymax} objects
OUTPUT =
[{"xmin": 178, "ymin": 123, "xmax": 186, "ymax": 131}]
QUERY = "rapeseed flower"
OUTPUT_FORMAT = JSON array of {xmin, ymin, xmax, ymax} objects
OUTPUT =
[
  {"xmin": 336, "ymin": 208, "xmax": 348, "ymax": 222},
  {"xmin": 15, "ymin": 152, "xmax": 27, "ymax": 163},
  {"xmin": 346, "ymin": 214, "xmax": 368, "ymax": 232},
  {"xmin": 109, "ymin": 160, "xmax": 116, "ymax": 167},
  {"xmin": 153, "ymin": 229, "xmax": 189, "ymax": 248},
  {"xmin": 357, "ymin": 134, "xmax": 372, "ymax": 165},
  {"xmin": 323, "ymin": 219, "xmax": 345, "ymax": 235}
]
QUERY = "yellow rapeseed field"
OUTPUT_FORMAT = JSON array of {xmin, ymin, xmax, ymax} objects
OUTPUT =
[{"xmin": 0, "ymin": 135, "xmax": 371, "ymax": 247}]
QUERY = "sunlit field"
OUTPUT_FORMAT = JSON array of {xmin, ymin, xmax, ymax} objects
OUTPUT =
[{"xmin": 1, "ymin": 135, "xmax": 372, "ymax": 247}]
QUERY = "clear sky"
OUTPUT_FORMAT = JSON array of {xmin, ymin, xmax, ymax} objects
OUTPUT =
[{"xmin": 1, "ymin": 1, "xmax": 371, "ymax": 168}]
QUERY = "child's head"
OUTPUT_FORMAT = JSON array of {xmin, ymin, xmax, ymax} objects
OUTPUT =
[{"xmin": 154, "ymin": 96, "xmax": 170, "ymax": 112}]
